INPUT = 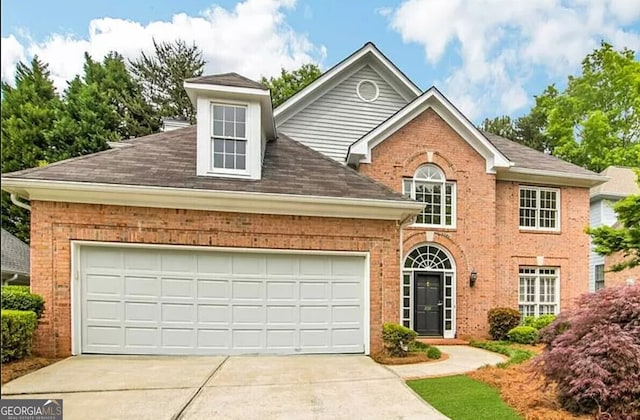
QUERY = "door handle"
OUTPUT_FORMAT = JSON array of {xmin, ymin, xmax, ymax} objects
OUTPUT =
[{"xmin": 437, "ymin": 302, "xmax": 443, "ymax": 306}]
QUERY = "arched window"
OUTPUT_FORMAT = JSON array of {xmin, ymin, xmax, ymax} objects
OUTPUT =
[
  {"xmin": 403, "ymin": 164, "xmax": 456, "ymax": 227},
  {"xmin": 404, "ymin": 245, "xmax": 453, "ymax": 270}
]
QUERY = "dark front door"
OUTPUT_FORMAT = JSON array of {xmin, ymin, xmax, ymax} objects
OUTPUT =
[{"xmin": 414, "ymin": 273, "xmax": 444, "ymax": 336}]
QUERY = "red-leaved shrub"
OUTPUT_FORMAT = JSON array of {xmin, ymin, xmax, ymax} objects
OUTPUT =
[{"xmin": 534, "ymin": 284, "xmax": 640, "ymax": 419}]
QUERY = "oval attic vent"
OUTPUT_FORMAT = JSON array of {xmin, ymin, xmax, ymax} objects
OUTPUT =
[{"xmin": 357, "ymin": 80, "xmax": 379, "ymax": 102}]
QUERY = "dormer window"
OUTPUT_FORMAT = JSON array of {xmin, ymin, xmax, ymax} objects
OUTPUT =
[
  {"xmin": 184, "ymin": 72, "xmax": 276, "ymax": 180},
  {"xmin": 212, "ymin": 104, "xmax": 247, "ymax": 171}
]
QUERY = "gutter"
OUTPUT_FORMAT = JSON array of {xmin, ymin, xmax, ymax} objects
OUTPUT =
[
  {"xmin": 10, "ymin": 193, "xmax": 31, "ymax": 211},
  {"xmin": 1, "ymin": 178, "xmax": 425, "ymax": 221},
  {"xmin": 2, "ymin": 274, "xmax": 19, "ymax": 286}
]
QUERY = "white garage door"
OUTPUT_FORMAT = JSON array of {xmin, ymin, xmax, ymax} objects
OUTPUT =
[{"xmin": 78, "ymin": 246, "xmax": 365, "ymax": 355}]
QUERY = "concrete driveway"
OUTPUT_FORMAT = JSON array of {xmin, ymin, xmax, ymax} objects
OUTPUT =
[{"xmin": 1, "ymin": 355, "xmax": 447, "ymax": 420}]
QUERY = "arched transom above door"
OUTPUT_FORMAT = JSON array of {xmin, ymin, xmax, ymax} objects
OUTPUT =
[{"xmin": 404, "ymin": 245, "xmax": 454, "ymax": 270}]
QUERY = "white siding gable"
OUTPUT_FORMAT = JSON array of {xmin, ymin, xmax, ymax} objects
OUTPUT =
[{"xmin": 277, "ymin": 65, "xmax": 409, "ymax": 161}]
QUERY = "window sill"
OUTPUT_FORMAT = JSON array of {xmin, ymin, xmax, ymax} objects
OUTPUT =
[
  {"xmin": 518, "ymin": 228, "xmax": 561, "ymax": 235},
  {"xmin": 406, "ymin": 224, "xmax": 456, "ymax": 231},
  {"xmin": 200, "ymin": 170, "xmax": 252, "ymax": 179}
]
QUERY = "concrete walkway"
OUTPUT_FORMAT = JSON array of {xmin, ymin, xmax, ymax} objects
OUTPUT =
[{"xmin": 386, "ymin": 345, "xmax": 507, "ymax": 379}]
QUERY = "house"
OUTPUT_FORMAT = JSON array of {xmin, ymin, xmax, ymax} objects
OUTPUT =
[
  {"xmin": 1, "ymin": 228, "xmax": 30, "ymax": 286},
  {"xmin": 0, "ymin": 43, "xmax": 606, "ymax": 358},
  {"xmin": 589, "ymin": 166, "xmax": 640, "ymax": 290}
]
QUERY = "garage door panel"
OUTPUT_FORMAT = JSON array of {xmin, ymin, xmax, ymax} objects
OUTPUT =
[
  {"xmin": 232, "ymin": 330, "xmax": 263, "ymax": 348},
  {"xmin": 125, "ymin": 302, "xmax": 157, "ymax": 322},
  {"xmin": 266, "ymin": 256, "xmax": 297, "ymax": 276},
  {"xmin": 232, "ymin": 255, "xmax": 265, "ymax": 275},
  {"xmin": 232, "ymin": 281, "xmax": 263, "ymax": 299},
  {"xmin": 86, "ymin": 326, "xmax": 121, "ymax": 347},
  {"xmin": 125, "ymin": 276, "xmax": 159, "ymax": 297},
  {"xmin": 266, "ymin": 329, "xmax": 295, "ymax": 348},
  {"xmin": 197, "ymin": 279, "xmax": 229, "ymax": 299},
  {"xmin": 162, "ymin": 303, "xmax": 195, "ymax": 323},
  {"xmin": 267, "ymin": 306, "xmax": 296, "ymax": 324},
  {"xmin": 86, "ymin": 274, "xmax": 121, "ymax": 296},
  {"xmin": 266, "ymin": 282, "xmax": 296, "ymax": 300},
  {"xmin": 86, "ymin": 300, "xmax": 121, "ymax": 322},
  {"xmin": 161, "ymin": 278, "xmax": 194, "ymax": 298},
  {"xmin": 198, "ymin": 329, "xmax": 229, "ymax": 348},
  {"xmin": 124, "ymin": 250, "xmax": 158, "ymax": 271},
  {"xmin": 125, "ymin": 327, "xmax": 158, "ymax": 347},
  {"xmin": 80, "ymin": 247, "xmax": 365, "ymax": 355},
  {"xmin": 300, "ymin": 282, "xmax": 329, "ymax": 300},
  {"xmin": 300, "ymin": 306, "xmax": 329, "ymax": 323},
  {"xmin": 162, "ymin": 328, "xmax": 195, "ymax": 348},
  {"xmin": 198, "ymin": 304, "xmax": 229, "ymax": 323}
]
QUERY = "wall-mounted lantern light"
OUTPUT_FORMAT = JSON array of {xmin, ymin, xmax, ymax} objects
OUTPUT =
[{"xmin": 470, "ymin": 269, "xmax": 478, "ymax": 287}]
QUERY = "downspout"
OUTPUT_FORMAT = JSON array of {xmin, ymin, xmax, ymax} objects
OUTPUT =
[
  {"xmin": 3, "ymin": 274, "xmax": 19, "ymax": 286},
  {"xmin": 10, "ymin": 193, "xmax": 31, "ymax": 211}
]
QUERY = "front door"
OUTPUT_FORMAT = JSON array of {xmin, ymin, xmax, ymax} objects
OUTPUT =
[{"xmin": 414, "ymin": 273, "xmax": 444, "ymax": 336}]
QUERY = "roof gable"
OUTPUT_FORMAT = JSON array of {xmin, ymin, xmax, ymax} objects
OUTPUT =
[
  {"xmin": 348, "ymin": 87, "xmax": 511, "ymax": 173},
  {"xmin": 274, "ymin": 42, "xmax": 421, "ymax": 126},
  {"xmin": 591, "ymin": 166, "xmax": 639, "ymax": 199}
]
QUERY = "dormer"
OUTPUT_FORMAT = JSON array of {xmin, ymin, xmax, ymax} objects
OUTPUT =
[{"xmin": 184, "ymin": 73, "xmax": 276, "ymax": 180}]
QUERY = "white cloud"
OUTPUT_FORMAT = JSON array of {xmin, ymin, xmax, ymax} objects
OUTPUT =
[
  {"xmin": 1, "ymin": 0, "xmax": 326, "ymax": 91},
  {"xmin": 387, "ymin": 0, "xmax": 640, "ymax": 119},
  {"xmin": 1, "ymin": 35, "xmax": 26, "ymax": 83}
]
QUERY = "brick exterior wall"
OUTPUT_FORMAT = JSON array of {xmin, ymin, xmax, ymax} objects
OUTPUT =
[
  {"xmin": 604, "ymin": 253, "xmax": 640, "ymax": 288},
  {"xmin": 358, "ymin": 108, "xmax": 591, "ymax": 338},
  {"xmin": 30, "ymin": 201, "xmax": 401, "ymax": 357}
]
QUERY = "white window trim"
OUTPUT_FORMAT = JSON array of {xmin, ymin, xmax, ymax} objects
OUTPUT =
[
  {"xmin": 400, "ymin": 243, "xmax": 456, "ymax": 339},
  {"xmin": 196, "ymin": 97, "xmax": 262, "ymax": 180},
  {"xmin": 594, "ymin": 264, "xmax": 605, "ymax": 291},
  {"xmin": 518, "ymin": 266, "xmax": 560, "ymax": 317},
  {"xmin": 210, "ymin": 102, "xmax": 248, "ymax": 175},
  {"xmin": 518, "ymin": 186, "xmax": 561, "ymax": 232},
  {"xmin": 403, "ymin": 166, "xmax": 457, "ymax": 229},
  {"xmin": 356, "ymin": 79, "xmax": 380, "ymax": 102}
]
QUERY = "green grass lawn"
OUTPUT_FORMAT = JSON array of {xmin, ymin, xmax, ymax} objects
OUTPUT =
[{"xmin": 407, "ymin": 375, "xmax": 521, "ymax": 420}]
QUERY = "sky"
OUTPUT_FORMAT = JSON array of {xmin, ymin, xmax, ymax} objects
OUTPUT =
[{"xmin": 1, "ymin": 0, "xmax": 639, "ymax": 122}]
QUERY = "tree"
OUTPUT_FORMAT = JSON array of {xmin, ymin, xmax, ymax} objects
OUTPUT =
[
  {"xmin": 260, "ymin": 64, "xmax": 322, "ymax": 108},
  {"xmin": 480, "ymin": 115, "xmax": 517, "ymax": 140},
  {"xmin": 588, "ymin": 172, "xmax": 640, "ymax": 271},
  {"xmin": 1, "ymin": 57, "xmax": 60, "ymax": 242},
  {"xmin": 538, "ymin": 42, "xmax": 640, "ymax": 172},
  {"xmin": 84, "ymin": 52, "xmax": 159, "ymax": 139},
  {"xmin": 481, "ymin": 87, "xmax": 556, "ymax": 153},
  {"xmin": 130, "ymin": 39, "xmax": 205, "ymax": 123}
]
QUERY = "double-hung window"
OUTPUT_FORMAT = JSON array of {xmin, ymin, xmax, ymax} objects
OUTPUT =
[
  {"xmin": 518, "ymin": 267, "xmax": 559, "ymax": 318},
  {"xmin": 403, "ymin": 164, "xmax": 456, "ymax": 227},
  {"xmin": 212, "ymin": 104, "xmax": 247, "ymax": 171},
  {"xmin": 519, "ymin": 186, "xmax": 560, "ymax": 231},
  {"xmin": 594, "ymin": 264, "xmax": 605, "ymax": 291}
]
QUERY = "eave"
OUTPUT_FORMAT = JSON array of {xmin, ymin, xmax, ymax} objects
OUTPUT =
[
  {"xmin": 497, "ymin": 167, "xmax": 609, "ymax": 188},
  {"xmin": 1, "ymin": 178, "xmax": 424, "ymax": 221}
]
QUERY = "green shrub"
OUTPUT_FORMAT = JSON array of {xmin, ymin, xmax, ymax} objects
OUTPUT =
[
  {"xmin": 522, "ymin": 314, "xmax": 556, "ymax": 330},
  {"xmin": 1, "ymin": 287, "xmax": 45, "ymax": 319},
  {"xmin": 488, "ymin": 307, "xmax": 521, "ymax": 341},
  {"xmin": 408, "ymin": 340, "xmax": 442, "ymax": 359},
  {"xmin": 382, "ymin": 323, "xmax": 417, "ymax": 357},
  {"xmin": 469, "ymin": 340, "xmax": 535, "ymax": 367},
  {"xmin": 426, "ymin": 346, "xmax": 442, "ymax": 359},
  {"xmin": 507, "ymin": 326, "xmax": 538, "ymax": 344},
  {"xmin": 1, "ymin": 310, "xmax": 38, "ymax": 363}
]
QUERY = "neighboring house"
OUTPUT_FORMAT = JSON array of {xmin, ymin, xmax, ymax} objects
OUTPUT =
[
  {"xmin": 589, "ymin": 166, "xmax": 640, "ymax": 291},
  {"xmin": 1, "ymin": 228, "xmax": 30, "ymax": 286},
  {"xmin": 1, "ymin": 43, "xmax": 606, "ymax": 358}
]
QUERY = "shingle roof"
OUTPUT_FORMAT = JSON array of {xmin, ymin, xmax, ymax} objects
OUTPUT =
[
  {"xmin": 3, "ymin": 126, "xmax": 410, "ymax": 202},
  {"xmin": 1, "ymin": 229, "xmax": 29, "ymax": 276},
  {"xmin": 185, "ymin": 73, "xmax": 267, "ymax": 90},
  {"xmin": 482, "ymin": 131, "xmax": 598, "ymax": 177},
  {"xmin": 591, "ymin": 166, "xmax": 639, "ymax": 198}
]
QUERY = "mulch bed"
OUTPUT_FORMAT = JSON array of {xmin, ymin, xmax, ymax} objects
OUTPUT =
[
  {"xmin": 468, "ymin": 360, "xmax": 589, "ymax": 420},
  {"xmin": 1, "ymin": 356, "xmax": 62, "ymax": 385},
  {"xmin": 371, "ymin": 351, "xmax": 449, "ymax": 365}
]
